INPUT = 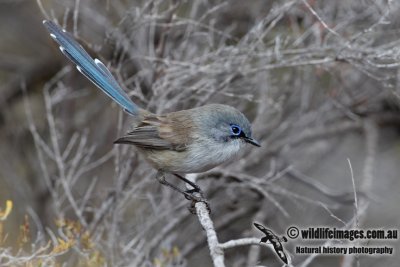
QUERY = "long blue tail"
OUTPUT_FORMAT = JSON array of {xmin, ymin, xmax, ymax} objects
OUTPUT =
[{"xmin": 43, "ymin": 20, "xmax": 139, "ymax": 116}]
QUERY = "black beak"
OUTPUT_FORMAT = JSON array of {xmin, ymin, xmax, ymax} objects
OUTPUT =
[{"xmin": 245, "ymin": 137, "xmax": 261, "ymax": 147}]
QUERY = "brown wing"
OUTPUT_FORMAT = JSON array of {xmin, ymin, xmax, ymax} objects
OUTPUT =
[{"xmin": 114, "ymin": 112, "xmax": 193, "ymax": 151}]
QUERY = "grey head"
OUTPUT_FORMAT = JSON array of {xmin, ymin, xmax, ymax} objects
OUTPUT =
[{"xmin": 191, "ymin": 104, "xmax": 260, "ymax": 147}]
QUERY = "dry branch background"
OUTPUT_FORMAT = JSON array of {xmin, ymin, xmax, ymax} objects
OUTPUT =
[{"xmin": 0, "ymin": 0, "xmax": 400, "ymax": 266}]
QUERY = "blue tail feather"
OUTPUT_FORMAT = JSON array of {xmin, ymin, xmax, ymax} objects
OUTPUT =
[{"xmin": 43, "ymin": 20, "xmax": 139, "ymax": 116}]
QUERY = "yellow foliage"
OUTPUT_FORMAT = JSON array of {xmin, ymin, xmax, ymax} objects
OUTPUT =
[
  {"xmin": 1, "ymin": 213, "xmax": 104, "ymax": 266},
  {"xmin": 55, "ymin": 218, "xmax": 82, "ymax": 239},
  {"xmin": 52, "ymin": 237, "xmax": 75, "ymax": 254},
  {"xmin": 172, "ymin": 246, "xmax": 180, "ymax": 257},
  {"xmin": 0, "ymin": 200, "xmax": 13, "ymax": 221},
  {"xmin": 81, "ymin": 231, "xmax": 94, "ymax": 250},
  {"xmin": 153, "ymin": 258, "xmax": 163, "ymax": 267},
  {"xmin": 85, "ymin": 251, "xmax": 105, "ymax": 267}
]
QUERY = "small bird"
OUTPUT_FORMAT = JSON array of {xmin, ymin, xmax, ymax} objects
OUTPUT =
[{"xmin": 43, "ymin": 20, "xmax": 260, "ymax": 203}]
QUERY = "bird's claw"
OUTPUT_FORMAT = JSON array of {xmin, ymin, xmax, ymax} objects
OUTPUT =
[{"xmin": 184, "ymin": 191, "xmax": 211, "ymax": 214}]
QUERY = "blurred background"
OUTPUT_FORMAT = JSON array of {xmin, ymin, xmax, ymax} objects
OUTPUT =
[{"xmin": 0, "ymin": 0, "xmax": 400, "ymax": 266}]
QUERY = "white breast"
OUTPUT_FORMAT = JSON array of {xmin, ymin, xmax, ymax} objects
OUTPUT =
[
  {"xmin": 182, "ymin": 138, "xmax": 243, "ymax": 173},
  {"xmin": 142, "ymin": 138, "xmax": 244, "ymax": 174}
]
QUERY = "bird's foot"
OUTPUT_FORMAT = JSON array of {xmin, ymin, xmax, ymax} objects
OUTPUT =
[{"xmin": 183, "ymin": 190, "xmax": 211, "ymax": 214}]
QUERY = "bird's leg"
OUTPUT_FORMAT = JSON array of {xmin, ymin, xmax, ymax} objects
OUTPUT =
[
  {"xmin": 173, "ymin": 173, "xmax": 202, "ymax": 194},
  {"xmin": 155, "ymin": 172, "xmax": 210, "ymax": 213},
  {"xmin": 173, "ymin": 173, "xmax": 211, "ymax": 214},
  {"xmin": 156, "ymin": 171, "xmax": 202, "ymax": 202}
]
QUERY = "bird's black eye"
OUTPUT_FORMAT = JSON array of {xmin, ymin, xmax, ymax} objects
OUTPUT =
[{"xmin": 230, "ymin": 124, "xmax": 242, "ymax": 136}]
